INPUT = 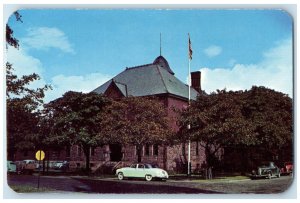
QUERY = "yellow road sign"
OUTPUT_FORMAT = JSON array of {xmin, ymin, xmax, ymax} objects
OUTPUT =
[{"xmin": 35, "ymin": 150, "xmax": 45, "ymax": 161}]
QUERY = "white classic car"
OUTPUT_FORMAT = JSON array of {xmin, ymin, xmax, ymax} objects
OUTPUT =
[{"xmin": 116, "ymin": 163, "xmax": 169, "ymax": 181}]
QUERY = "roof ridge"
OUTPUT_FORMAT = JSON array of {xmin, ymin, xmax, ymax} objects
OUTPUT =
[
  {"xmin": 125, "ymin": 63, "xmax": 153, "ymax": 71},
  {"xmin": 156, "ymin": 65, "xmax": 169, "ymax": 94}
]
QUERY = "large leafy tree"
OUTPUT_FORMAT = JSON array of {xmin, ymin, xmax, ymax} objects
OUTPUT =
[
  {"xmin": 178, "ymin": 90, "xmax": 254, "ymax": 168},
  {"xmin": 179, "ymin": 86, "xmax": 292, "ymax": 171},
  {"xmin": 241, "ymin": 86, "xmax": 293, "ymax": 161},
  {"xmin": 101, "ymin": 97, "xmax": 171, "ymax": 163},
  {"xmin": 6, "ymin": 12, "xmax": 51, "ymax": 160},
  {"xmin": 44, "ymin": 91, "xmax": 111, "ymax": 172}
]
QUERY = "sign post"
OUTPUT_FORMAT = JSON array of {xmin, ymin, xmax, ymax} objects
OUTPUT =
[{"xmin": 35, "ymin": 150, "xmax": 45, "ymax": 189}]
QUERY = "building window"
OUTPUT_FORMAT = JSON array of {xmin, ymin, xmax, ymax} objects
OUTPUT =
[
  {"xmin": 66, "ymin": 145, "xmax": 71, "ymax": 157},
  {"xmin": 145, "ymin": 144, "xmax": 150, "ymax": 156},
  {"xmin": 153, "ymin": 144, "xmax": 159, "ymax": 156},
  {"xmin": 78, "ymin": 146, "xmax": 82, "ymax": 156},
  {"xmin": 196, "ymin": 141, "xmax": 199, "ymax": 156},
  {"xmin": 90, "ymin": 147, "xmax": 95, "ymax": 156}
]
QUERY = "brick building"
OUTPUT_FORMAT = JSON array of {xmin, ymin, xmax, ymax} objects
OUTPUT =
[
  {"xmin": 92, "ymin": 55, "xmax": 206, "ymax": 173},
  {"xmin": 16, "ymin": 55, "xmax": 208, "ymax": 173}
]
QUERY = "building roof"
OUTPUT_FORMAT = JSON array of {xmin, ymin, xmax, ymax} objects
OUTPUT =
[
  {"xmin": 153, "ymin": 55, "xmax": 174, "ymax": 75},
  {"xmin": 92, "ymin": 56, "xmax": 198, "ymax": 100}
]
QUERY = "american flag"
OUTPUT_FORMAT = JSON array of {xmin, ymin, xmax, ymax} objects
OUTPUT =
[{"xmin": 188, "ymin": 33, "xmax": 193, "ymax": 60}]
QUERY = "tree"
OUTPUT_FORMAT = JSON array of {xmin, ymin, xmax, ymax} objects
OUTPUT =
[
  {"xmin": 178, "ymin": 90, "xmax": 254, "ymax": 169},
  {"xmin": 178, "ymin": 86, "xmax": 293, "ymax": 172},
  {"xmin": 6, "ymin": 12, "xmax": 22, "ymax": 49},
  {"xmin": 6, "ymin": 12, "xmax": 51, "ymax": 160},
  {"xmin": 241, "ymin": 86, "xmax": 293, "ymax": 162},
  {"xmin": 101, "ymin": 97, "xmax": 171, "ymax": 163},
  {"xmin": 44, "ymin": 91, "xmax": 111, "ymax": 172}
]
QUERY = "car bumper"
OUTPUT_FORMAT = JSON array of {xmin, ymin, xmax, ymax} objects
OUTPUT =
[
  {"xmin": 155, "ymin": 174, "xmax": 169, "ymax": 179},
  {"xmin": 250, "ymin": 174, "xmax": 267, "ymax": 178}
]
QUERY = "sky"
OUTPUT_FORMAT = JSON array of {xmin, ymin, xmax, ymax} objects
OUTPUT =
[{"xmin": 6, "ymin": 9, "xmax": 293, "ymax": 102}]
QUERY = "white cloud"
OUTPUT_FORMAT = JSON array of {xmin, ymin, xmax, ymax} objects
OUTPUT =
[
  {"xmin": 6, "ymin": 46, "xmax": 47, "ymax": 92},
  {"xmin": 46, "ymin": 73, "xmax": 112, "ymax": 103},
  {"xmin": 6, "ymin": 26, "xmax": 113, "ymax": 103},
  {"xmin": 228, "ymin": 59, "xmax": 237, "ymax": 66},
  {"xmin": 6, "ymin": 45, "xmax": 112, "ymax": 103},
  {"xmin": 22, "ymin": 27, "xmax": 75, "ymax": 53},
  {"xmin": 200, "ymin": 38, "xmax": 293, "ymax": 97},
  {"xmin": 204, "ymin": 45, "xmax": 222, "ymax": 58}
]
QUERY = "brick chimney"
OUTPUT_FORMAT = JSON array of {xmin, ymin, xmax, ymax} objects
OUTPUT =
[{"xmin": 191, "ymin": 71, "xmax": 201, "ymax": 93}]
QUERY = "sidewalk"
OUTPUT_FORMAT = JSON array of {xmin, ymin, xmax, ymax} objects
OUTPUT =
[{"xmin": 168, "ymin": 174, "xmax": 250, "ymax": 183}]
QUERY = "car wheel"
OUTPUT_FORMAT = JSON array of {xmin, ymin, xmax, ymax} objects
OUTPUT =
[
  {"xmin": 268, "ymin": 172, "xmax": 272, "ymax": 179},
  {"xmin": 118, "ymin": 172, "xmax": 124, "ymax": 180},
  {"xmin": 145, "ymin": 174, "xmax": 152, "ymax": 181}
]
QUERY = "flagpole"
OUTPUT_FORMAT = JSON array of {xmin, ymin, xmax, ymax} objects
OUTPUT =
[
  {"xmin": 188, "ymin": 57, "xmax": 191, "ymax": 176},
  {"xmin": 187, "ymin": 33, "xmax": 191, "ymax": 176}
]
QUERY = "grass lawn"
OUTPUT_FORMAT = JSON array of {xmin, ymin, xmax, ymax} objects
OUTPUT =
[
  {"xmin": 9, "ymin": 185, "xmax": 55, "ymax": 193},
  {"xmin": 169, "ymin": 174, "xmax": 250, "ymax": 182}
]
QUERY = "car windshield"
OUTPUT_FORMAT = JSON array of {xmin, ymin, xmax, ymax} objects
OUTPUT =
[
  {"xmin": 145, "ymin": 164, "xmax": 158, "ymax": 169},
  {"xmin": 260, "ymin": 162, "xmax": 273, "ymax": 167},
  {"xmin": 130, "ymin": 164, "xmax": 137, "ymax": 168}
]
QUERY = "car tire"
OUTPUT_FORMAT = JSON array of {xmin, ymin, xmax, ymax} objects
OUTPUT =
[
  {"xmin": 118, "ymin": 172, "xmax": 124, "ymax": 180},
  {"xmin": 268, "ymin": 172, "xmax": 272, "ymax": 179},
  {"xmin": 145, "ymin": 174, "xmax": 152, "ymax": 181}
]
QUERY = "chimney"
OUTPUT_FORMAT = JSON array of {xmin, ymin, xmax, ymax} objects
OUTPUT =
[{"xmin": 191, "ymin": 71, "xmax": 201, "ymax": 93}]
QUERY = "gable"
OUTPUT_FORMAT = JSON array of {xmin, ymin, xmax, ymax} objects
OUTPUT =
[{"xmin": 104, "ymin": 81, "xmax": 125, "ymax": 99}]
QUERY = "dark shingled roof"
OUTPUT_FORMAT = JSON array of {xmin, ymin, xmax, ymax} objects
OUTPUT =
[{"xmin": 92, "ymin": 56, "xmax": 198, "ymax": 100}]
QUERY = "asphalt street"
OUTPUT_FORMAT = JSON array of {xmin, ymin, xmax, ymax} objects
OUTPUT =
[{"xmin": 6, "ymin": 174, "xmax": 294, "ymax": 194}]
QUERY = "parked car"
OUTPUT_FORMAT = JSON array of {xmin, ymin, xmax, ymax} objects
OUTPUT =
[
  {"xmin": 280, "ymin": 162, "xmax": 293, "ymax": 176},
  {"xmin": 14, "ymin": 160, "xmax": 37, "ymax": 174},
  {"xmin": 53, "ymin": 161, "xmax": 69, "ymax": 171},
  {"xmin": 116, "ymin": 163, "xmax": 169, "ymax": 181},
  {"xmin": 7, "ymin": 161, "xmax": 17, "ymax": 174},
  {"xmin": 250, "ymin": 161, "xmax": 281, "ymax": 179}
]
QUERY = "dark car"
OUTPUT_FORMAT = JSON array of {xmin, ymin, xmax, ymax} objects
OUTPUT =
[
  {"xmin": 250, "ymin": 161, "xmax": 281, "ymax": 179},
  {"xmin": 7, "ymin": 161, "xmax": 17, "ymax": 174},
  {"xmin": 280, "ymin": 162, "xmax": 293, "ymax": 176}
]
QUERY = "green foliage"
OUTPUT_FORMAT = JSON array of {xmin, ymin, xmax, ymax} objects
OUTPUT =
[
  {"xmin": 6, "ymin": 12, "xmax": 22, "ymax": 49},
  {"xmin": 44, "ymin": 91, "xmax": 110, "ymax": 146},
  {"xmin": 179, "ymin": 86, "xmax": 293, "ymax": 168},
  {"xmin": 44, "ymin": 91, "xmax": 111, "ymax": 171},
  {"xmin": 101, "ymin": 96, "xmax": 171, "ymax": 162},
  {"xmin": 241, "ymin": 86, "xmax": 292, "ymax": 155},
  {"xmin": 6, "ymin": 63, "xmax": 51, "ymax": 109},
  {"xmin": 6, "ymin": 12, "xmax": 51, "ymax": 160}
]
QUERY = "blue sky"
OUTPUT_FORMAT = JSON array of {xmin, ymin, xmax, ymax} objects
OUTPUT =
[{"xmin": 7, "ymin": 9, "xmax": 293, "ymax": 102}]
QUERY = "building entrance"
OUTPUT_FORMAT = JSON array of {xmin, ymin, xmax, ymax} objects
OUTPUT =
[{"xmin": 109, "ymin": 144, "xmax": 122, "ymax": 161}]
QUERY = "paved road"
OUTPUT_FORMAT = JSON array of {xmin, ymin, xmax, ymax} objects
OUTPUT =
[{"xmin": 7, "ymin": 174, "xmax": 294, "ymax": 194}]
